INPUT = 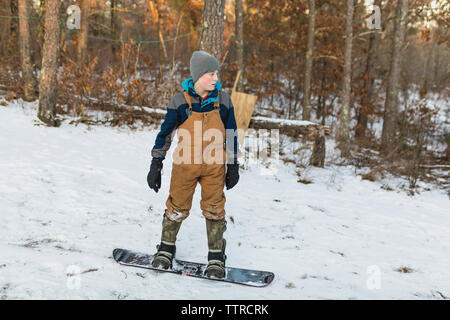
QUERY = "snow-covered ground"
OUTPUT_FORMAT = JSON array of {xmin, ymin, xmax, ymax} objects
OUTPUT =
[{"xmin": 0, "ymin": 99, "xmax": 449, "ymax": 300}]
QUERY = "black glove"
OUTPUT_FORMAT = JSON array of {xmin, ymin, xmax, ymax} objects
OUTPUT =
[
  {"xmin": 225, "ymin": 162, "xmax": 239, "ymax": 190},
  {"xmin": 147, "ymin": 158, "xmax": 163, "ymax": 193}
]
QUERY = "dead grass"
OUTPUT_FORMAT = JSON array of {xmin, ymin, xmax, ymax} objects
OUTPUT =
[
  {"xmin": 21, "ymin": 238, "xmax": 59, "ymax": 248},
  {"xmin": 297, "ymin": 178, "xmax": 313, "ymax": 184},
  {"xmin": 395, "ymin": 266, "xmax": 415, "ymax": 273},
  {"xmin": 285, "ymin": 282, "xmax": 296, "ymax": 289}
]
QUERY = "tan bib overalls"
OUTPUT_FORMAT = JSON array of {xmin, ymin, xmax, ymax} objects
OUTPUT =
[{"xmin": 165, "ymin": 92, "xmax": 227, "ymax": 222}]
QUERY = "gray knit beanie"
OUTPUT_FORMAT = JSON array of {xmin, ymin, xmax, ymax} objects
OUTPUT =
[{"xmin": 190, "ymin": 51, "xmax": 220, "ymax": 84}]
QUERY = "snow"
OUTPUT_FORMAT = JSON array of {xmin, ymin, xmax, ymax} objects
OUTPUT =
[
  {"xmin": 0, "ymin": 99, "xmax": 449, "ymax": 300},
  {"xmin": 252, "ymin": 116, "xmax": 316, "ymax": 127}
]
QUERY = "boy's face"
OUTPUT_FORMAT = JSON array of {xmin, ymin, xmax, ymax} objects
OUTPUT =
[{"xmin": 196, "ymin": 70, "xmax": 219, "ymax": 92}]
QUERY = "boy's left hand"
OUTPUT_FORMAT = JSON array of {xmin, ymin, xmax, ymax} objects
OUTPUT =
[
  {"xmin": 225, "ymin": 163, "xmax": 239, "ymax": 190},
  {"xmin": 147, "ymin": 158, "xmax": 163, "ymax": 192}
]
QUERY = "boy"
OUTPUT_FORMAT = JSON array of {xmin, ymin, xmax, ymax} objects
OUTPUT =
[{"xmin": 147, "ymin": 51, "xmax": 240, "ymax": 278}]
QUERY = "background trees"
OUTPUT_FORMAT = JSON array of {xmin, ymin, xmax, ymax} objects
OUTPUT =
[{"xmin": 0, "ymin": 0, "xmax": 448, "ymax": 187}]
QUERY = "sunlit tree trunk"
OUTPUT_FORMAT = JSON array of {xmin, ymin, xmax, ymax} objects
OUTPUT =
[
  {"xmin": 38, "ymin": 0, "xmax": 61, "ymax": 127},
  {"xmin": 200, "ymin": 0, "xmax": 225, "ymax": 60}
]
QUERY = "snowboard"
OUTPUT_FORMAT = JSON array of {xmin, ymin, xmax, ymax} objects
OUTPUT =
[{"xmin": 112, "ymin": 248, "xmax": 274, "ymax": 287}]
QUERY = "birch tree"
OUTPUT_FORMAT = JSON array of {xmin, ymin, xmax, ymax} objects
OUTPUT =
[
  {"xmin": 302, "ymin": 0, "xmax": 316, "ymax": 121},
  {"xmin": 338, "ymin": 0, "xmax": 354, "ymax": 158}
]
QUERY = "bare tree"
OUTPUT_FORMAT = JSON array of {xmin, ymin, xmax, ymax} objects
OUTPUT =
[
  {"xmin": 148, "ymin": 0, "xmax": 168, "ymax": 61},
  {"xmin": 302, "ymin": 0, "xmax": 316, "ymax": 121},
  {"xmin": 18, "ymin": 0, "xmax": 35, "ymax": 101},
  {"xmin": 0, "ymin": 1, "xmax": 11, "ymax": 56},
  {"xmin": 77, "ymin": 0, "xmax": 90, "ymax": 66},
  {"xmin": 37, "ymin": 0, "xmax": 45, "ymax": 57},
  {"xmin": 200, "ymin": 0, "xmax": 226, "ymax": 59},
  {"xmin": 10, "ymin": 0, "xmax": 18, "ymax": 39},
  {"xmin": 356, "ymin": 0, "xmax": 381, "ymax": 139},
  {"xmin": 111, "ymin": 0, "xmax": 118, "ymax": 56},
  {"xmin": 381, "ymin": 0, "xmax": 408, "ymax": 154},
  {"xmin": 38, "ymin": 0, "xmax": 61, "ymax": 127},
  {"xmin": 235, "ymin": 0, "xmax": 244, "ymax": 91},
  {"xmin": 338, "ymin": 0, "xmax": 354, "ymax": 158}
]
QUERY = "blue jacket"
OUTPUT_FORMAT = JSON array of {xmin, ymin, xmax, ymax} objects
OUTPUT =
[{"xmin": 151, "ymin": 78, "xmax": 239, "ymax": 163}]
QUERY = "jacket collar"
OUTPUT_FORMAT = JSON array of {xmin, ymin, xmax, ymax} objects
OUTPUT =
[{"xmin": 181, "ymin": 78, "xmax": 222, "ymax": 107}]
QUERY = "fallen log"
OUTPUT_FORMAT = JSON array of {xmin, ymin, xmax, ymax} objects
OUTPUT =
[
  {"xmin": 249, "ymin": 116, "xmax": 331, "ymax": 139},
  {"xmin": 136, "ymin": 107, "xmax": 331, "ymax": 167},
  {"xmin": 249, "ymin": 116, "xmax": 331, "ymax": 167},
  {"xmin": 66, "ymin": 96, "xmax": 331, "ymax": 167}
]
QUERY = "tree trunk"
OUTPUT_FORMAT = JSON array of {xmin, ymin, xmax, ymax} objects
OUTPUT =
[
  {"xmin": 200, "ymin": 0, "xmax": 226, "ymax": 60},
  {"xmin": 381, "ymin": 0, "xmax": 408, "ymax": 155},
  {"xmin": 10, "ymin": 0, "xmax": 18, "ymax": 39},
  {"xmin": 356, "ymin": 0, "xmax": 381, "ymax": 139},
  {"xmin": 419, "ymin": 45, "xmax": 429, "ymax": 99},
  {"xmin": 235, "ymin": 0, "xmax": 244, "ymax": 91},
  {"xmin": 302, "ymin": 0, "xmax": 316, "ymax": 121},
  {"xmin": 111, "ymin": 0, "xmax": 118, "ymax": 57},
  {"xmin": 446, "ymin": 132, "xmax": 450, "ymax": 162},
  {"xmin": 429, "ymin": 40, "xmax": 437, "ymax": 88},
  {"xmin": 37, "ymin": 0, "xmax": 45, "ymax": 58},
  {"xmin": 147, "ymin": 0, "xmax": 168, "ymax": 62},
  {"xmin": 432, "ymin": 43, "xmax": 440, "ymax": 91},
  {"xmin": 188, "ymin": 9, "xmax": 200, "ymax": 52},
  {"xmin": 38, "ymin": 0, "xmax": 61, "ymax": 127},
  {"xmin": 18, "ymin": 0, "xmax": 35, "ymax": 101},
  {"xmin": 77, "ymin": 0, "xmax": 90, "ymax": 66},
  {"xmin": 318, "ymin": 59, "xmax": 326, "ymax": 125},
  {"xmin": 338, "ymin": 0, "xmax": 354, "ymax": 158},
  {"xmin": 1, "ymin": 0, "xmax": 10, "ymax": 56}
]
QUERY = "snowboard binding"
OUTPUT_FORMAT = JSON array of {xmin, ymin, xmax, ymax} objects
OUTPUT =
[
  {"xmin": 204, "ymin": 239, "xmax": 227, "ymax": 278},
  {"xmin": 151, "ymin": 242, "xmax": 176, "ymax": 270}
]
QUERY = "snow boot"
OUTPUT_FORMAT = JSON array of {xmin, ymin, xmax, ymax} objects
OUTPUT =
[
  {"xmin": 152, "ymin": 212, "xmax": 182, "ymax": 269},
  {"xmin": 204, "ymin": 218, "xmax": 227, "ymax": 278}
]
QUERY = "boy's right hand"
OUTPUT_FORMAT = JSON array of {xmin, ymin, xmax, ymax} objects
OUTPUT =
[{"xmin": 147, "ymin": 158, "xmax": 163, "ymax": 193}]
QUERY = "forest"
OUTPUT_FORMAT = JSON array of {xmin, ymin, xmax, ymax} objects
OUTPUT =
[{"xmin": 0, "ymin": 0, "xmax": 449, "ymax": 194}]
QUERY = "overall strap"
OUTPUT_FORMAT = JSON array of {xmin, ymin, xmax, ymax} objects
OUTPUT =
[
  {"xmin": 183, "ymin": 91, "xmax": 192, "ymax": 116},
  {"xmin": 214, "ymin": 94, "xmax": 220, "ymax": 109},
  {"xmin": 183, "ymin": 91, "xmax": 220, "ymax": 116}
]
